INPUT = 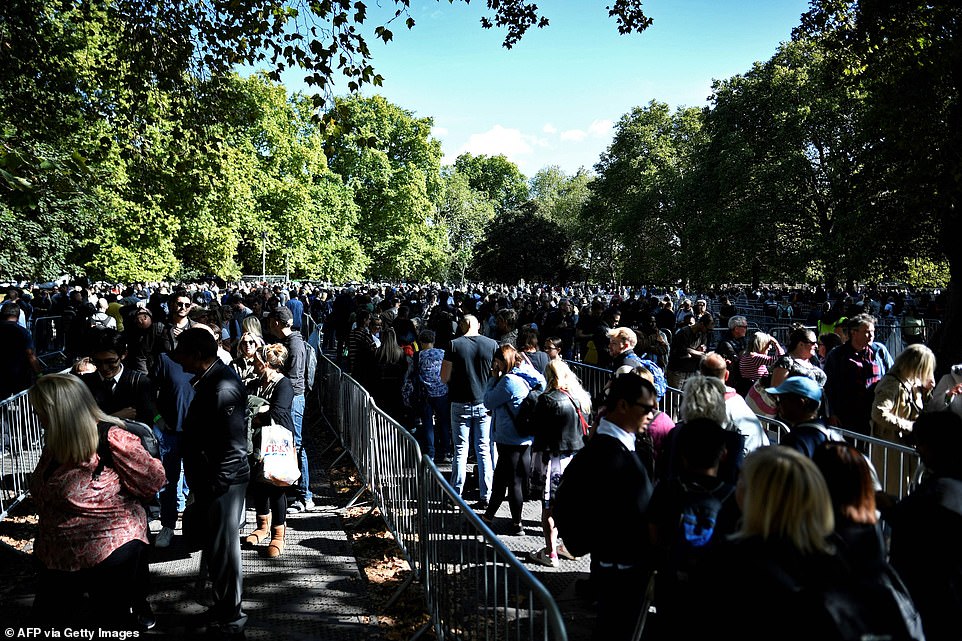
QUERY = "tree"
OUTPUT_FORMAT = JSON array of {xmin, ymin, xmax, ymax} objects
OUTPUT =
[
  {"xmin": 323, "ymin": 95, "xmax": 447, "ymax": 281},
  {"xmin": 471, "ymin": 203, "xmax": 573, "ymax": 283},
  {"xmin": 438, "ymin": 169, "xmax": 496, "ymax": 285},
  {"xmin": 798, "ymin": 0, "xmax": 961, "ymax": 373},
  {"xmin": 583, "ymin": 101, "xmax": 706, "ymax": 285},
  {"xmin": 453, "ymin": 153, "xmax": 529, "ymax": 216}
]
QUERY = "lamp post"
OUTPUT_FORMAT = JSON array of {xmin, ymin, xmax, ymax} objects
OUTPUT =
[{"xmin": 261, "ymin": 231, "xmax": 267, "ymax": 281}]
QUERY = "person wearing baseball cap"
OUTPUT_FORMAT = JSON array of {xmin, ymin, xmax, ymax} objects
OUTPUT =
[{"xmin": 767, "ymin": 376, "xmax": 845, "ymax": 458}]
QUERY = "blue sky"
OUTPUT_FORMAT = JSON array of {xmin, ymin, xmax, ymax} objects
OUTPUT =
[{"xmin": 285, "ymin": 0, "xmax": 813, "ymax": 177}]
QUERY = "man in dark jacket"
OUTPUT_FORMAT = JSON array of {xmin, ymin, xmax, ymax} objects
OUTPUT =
[
  {"xmin": 173, "ymin": 328, "xmax": 249, "ymax": 639},
  {"xmin": 555, "ymin": 374, "xmax": 658, "ymax": 641}
]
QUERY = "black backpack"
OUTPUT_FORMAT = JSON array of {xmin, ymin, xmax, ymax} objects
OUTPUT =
[
  {"xmin": 509, "ymin": 376, "xmax": 543, "ymax": 437},
  {"xmin": 92, "ymin": 419, "xmax": 161, "ymax": 481},
  {"xmin": 666, "ymin": 478, "xmax": 734, "ymax": 580}
]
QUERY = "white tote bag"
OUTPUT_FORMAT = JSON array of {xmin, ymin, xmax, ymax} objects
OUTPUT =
[{"xmin": 258, "ymin": 423, "xmax": 301, "ymax": 487}]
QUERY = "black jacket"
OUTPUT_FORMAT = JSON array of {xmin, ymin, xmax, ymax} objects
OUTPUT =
[
  {"xmin": 81, "ymin": 368, "xmax": 153, "ymax": 425},
  {"xmin": 183, "ymin": 360, "xmax": 250, "ymax": 497},
  {"xmin": 531, "ymin": 388, "xmax": 586, "ymax": 454}
]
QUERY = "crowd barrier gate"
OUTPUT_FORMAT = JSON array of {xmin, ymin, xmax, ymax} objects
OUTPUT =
[{"xmin": 0, "ymin": 389, "xmax": 44, "ymax": 520}]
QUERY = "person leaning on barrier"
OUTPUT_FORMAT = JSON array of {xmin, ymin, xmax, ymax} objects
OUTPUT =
[
  {"xmin": 29, "ymin": 373, "xmax": 166, "ymax": 630},
  {"xmin": 822, "ymin": 313, "xmax": 894, "ymax": 435},
  {"xmin": 770, "ymin": 376, "xmax": 846, "ymax": 459}
]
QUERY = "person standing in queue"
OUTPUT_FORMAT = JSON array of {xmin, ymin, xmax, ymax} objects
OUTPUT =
[{"xmin": 172, "ymin": 327, "xmax": 249, "ymax": 640}]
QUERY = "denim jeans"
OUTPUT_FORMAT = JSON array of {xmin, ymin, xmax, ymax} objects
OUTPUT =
[
  {"xmin": 291, "ymin": 393, "xmax": 311, "ymax": 502},
  {"xmin": 418, "ymin": 394, "xmax": 452, "ymax": 461},
  {"xmin": 449, "ymin": 401, "xmax": 495, "ymax": 501},
  {"xmin": 153, "ymin": 427, "xmax": 188, "ymax": 529}
]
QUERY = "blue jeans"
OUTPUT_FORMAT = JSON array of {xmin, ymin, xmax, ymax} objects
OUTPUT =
[
  {"xmin": 153, "ymin": 428, "xmax": 188, "ymax": 528},
  {"xmin": 449, "ymin": 401, "xmax": 495, "ymax": 501},
  {"xmin": 290, "ymin": 393, "xmax": 311, "ymax": 502},
  {"xmin": 418, "ymin": 394, "xmax": 452, "ymax": 461}
]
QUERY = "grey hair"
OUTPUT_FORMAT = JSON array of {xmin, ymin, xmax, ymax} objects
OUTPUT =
[
  {"xmin": 728, "ymin": 315, "xmax": 748, "ymax": 330},
  {"xmin": 680, "ymin": 375, "xmax": 728, "ymax": 425}
]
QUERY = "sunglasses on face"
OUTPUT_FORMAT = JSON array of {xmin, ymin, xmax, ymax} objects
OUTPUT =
[{"xmin": 175, "ymin": 301, "xmax": 192, "ymax": 308}]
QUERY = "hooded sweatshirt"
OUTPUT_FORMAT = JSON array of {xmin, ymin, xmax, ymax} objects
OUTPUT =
[{"xmin": 483, "ymin": 361, "xmax": 546, "ymax": 446}]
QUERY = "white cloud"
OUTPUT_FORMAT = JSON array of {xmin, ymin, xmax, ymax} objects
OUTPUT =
[
  {"xmin": 431, "ymin": 126, "xmax": 449, "ymax": 138},
  {"xmin": 587, "ymin": 119, "xmax": 613, "ymax": 137},
  {"xmin": 560, "ymin": 129, "xmax": 587, "ymax": 142},
  {"xmin": 543, "ymin": 123, "xmax": 557, "ymax": 134},
  {"xmin": 458, "ymin": 125, "xmax": 535, "ymax": 158}
]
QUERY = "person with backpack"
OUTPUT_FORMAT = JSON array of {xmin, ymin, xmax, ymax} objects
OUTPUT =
[
  {"xmin": 480, "ymin": 343, "xmax": 546, "ymax": 535},
  {"xmin": 29, "ymin": 373, "xmax": 166, "ymax": 631},
  {"xmin": 647, "ymin": 418, "xmax": 739, "ymax": 635},
  {"xmin": 552, "ymin": 374, "xmax": 658, "ymax": 641}
]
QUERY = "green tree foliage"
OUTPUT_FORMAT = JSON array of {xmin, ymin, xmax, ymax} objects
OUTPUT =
[
  {"xmin": 471, "ymin": 203, "xmax": 574, "ymax": 284},
  {"xmin": 453, "ymin": 153, "xmax": 530, "ymax": 216},
  {"xmin": 323, "ymin": 95, "xmax": 447, "ymax": 281},
  {"xmin": 583, "ymin": 101, "xmax": 706, "ymax": 285},
  {"xmin": 438, "ymin": 169, "xmax": 496, "ymax": 285}
]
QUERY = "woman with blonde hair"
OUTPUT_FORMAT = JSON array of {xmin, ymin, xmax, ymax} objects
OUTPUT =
[
  {"xmin": 231, "ymin": 330, "xmax": 265, "ymax": 386},
  {"xmin": 29, "ymin": 374, "xmax": 166, "ymax": 629},
  {"xmin": 871, "ymin": 343, "xmax": 936, "ymax": 494},
  {"xmin": 243, "ymin": 343, "xmax": 293, "ymax": 558},
  {"xmin": 692, "ymin": 446, "xmax": 843, "ymax": 639},
  {"xmin": 528, "ymin": 359, "xmax": 590, "ymax": 566}
]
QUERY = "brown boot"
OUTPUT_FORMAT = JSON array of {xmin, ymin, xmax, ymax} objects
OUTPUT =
[
  {"xmin": 266, "ymin": 524, "xmax": 285, "ymax": 558},
  {"xmin": 243, "ymin": 515, "xmax": 271, "ymax": 547}
]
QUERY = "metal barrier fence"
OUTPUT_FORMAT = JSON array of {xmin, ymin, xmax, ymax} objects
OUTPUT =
[
  {"xmin": 832, "ymin": 426, "xmax": 920, "ymax": 500},
  {"xmin": 0, "ymin": 389, "xmax": 44, "ymax": 520},
  {"xmin": 420, "ymin": 458, "xmax": 568, "ymax": 641},
  {"xmin": 31, "ymin": 316, "xmax": 64, "ymax": 357},
  {"xmin": 313, "ymin": 353, "xmax": 567, "ymax": 639}
]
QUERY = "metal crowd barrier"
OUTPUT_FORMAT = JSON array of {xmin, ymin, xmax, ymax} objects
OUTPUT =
[
  {"xmin": 567, "ymin": 362, "xmax": 609, "ymax": 402},
  {"xmin": 757, "ymin": 415, "xmax": 790, "ymax": 444},
  {"xmin": 31, "ymin": 315, "xmax": 64, "ymax": 357},
  {"xmin": 832, "ymin": 426, "xmax": 920, "ymax": 499},
  {"xmin": 367, "ymin": 405, "xmax": 424, "ymax": 608},
  {"xmin": 314, "ymin": 354, "xmax": 567, "ymax": 640},
  {"xmin": 420, "ymin": 458, "xmax": 568, "ymax": 641},
  {"xmin": 0, "ymin": 389, "xmax": 45, "ymax": 520}
]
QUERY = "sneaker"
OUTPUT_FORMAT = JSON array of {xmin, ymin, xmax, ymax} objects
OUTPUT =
[
  {"xmin": 557, "ymin": 543, "xmax": 579, "ymax": 561},
  {"xmin": 154, "ymin": 526, "xmax": 174, "ymax": 548},
  {"xmin": 507, "ymin": 522, "xmax": 524, "ymax": 536},
  {"xmin": 530, "ymin": 548, "xmax": 559, "ymax": 568},
  {"xmin": 132, "ymin": 601, "xmax": 157, "ymax": 631},
  {"xmin": 303, "ymin": 498, "xmax": 315, "ymax": 512},
  {"xmin": 287, "ymin": 499, "xmax": 306, "ymax": 514},
  {"xmin": 473, "ymin": 499, "xmax": 489, "ymax": 511}
]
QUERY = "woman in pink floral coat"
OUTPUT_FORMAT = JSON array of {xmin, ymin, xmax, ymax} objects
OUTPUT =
[{"xmin": 29, "ymin": 373, "xmax": 166, "ymax": 630}]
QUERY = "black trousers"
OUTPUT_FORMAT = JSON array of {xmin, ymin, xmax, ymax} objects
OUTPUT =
[
  {"xmin": 592, "ymin": 563, "xmax": 650, "ymax": 641},
  {"xmin": 487, "ymin": 443, "xmax": 531, "ymax": 524},
  {"xmin": 34, "ymin": 538, "xmax": 148, "ymax": 630},
  {"xmin": 204, "ymin": 482, "xmax": 248, "ymax": 633}
]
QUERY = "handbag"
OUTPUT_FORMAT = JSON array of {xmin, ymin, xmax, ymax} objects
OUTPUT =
[
  {"xmin": 561, "ymin": 390, "xmax": 591, "ymax": 435},
  {"xmin": 255, "ymin": 423, "xmax": 301, "ymax": 487}
]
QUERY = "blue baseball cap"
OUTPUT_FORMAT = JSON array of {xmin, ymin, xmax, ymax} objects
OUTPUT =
[{"xmin": 766, "ymin": 377, "xmax": 822, "ymax": 403}]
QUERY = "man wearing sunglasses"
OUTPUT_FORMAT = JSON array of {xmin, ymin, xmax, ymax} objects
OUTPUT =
[
  {"xmin": 79, "ymin": 328, "xmax": 154, "ymax": 426},
  {"xmin": 553, "ymin": 374, "xmax": 658, "ymax": 641},
  {"xmin": 160, "ymin": 290, "xmax": 196, "ymax": 354}
]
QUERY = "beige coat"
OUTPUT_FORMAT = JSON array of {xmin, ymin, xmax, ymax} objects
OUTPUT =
[{"xmin": 871, "ymin": 373, "xmax": 925, "ymax": 441}]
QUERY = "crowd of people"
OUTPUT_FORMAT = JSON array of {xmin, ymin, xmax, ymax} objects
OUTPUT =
[{"xmin": 3, "ymin": 278, "xmax": 961, "ymax": 640}]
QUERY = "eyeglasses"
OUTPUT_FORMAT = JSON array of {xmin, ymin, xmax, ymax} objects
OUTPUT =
[
  {"xmin": 241, "ymin": 339, "xmax": 257, "ymax": 345},
  {"xmin": 92, "ymin": 357, "xmax": 121, "ymax": 367},
  {"xmin": 630, "ymin": 401, "xmax": 658, "ymax": 414},
  {"xmin": 802, "ymin": 340, "xmax": 818, "ymax": 346},
  {"xmin": 174, "ymin": 301, "xmax": 192, "ymax": 308}
]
